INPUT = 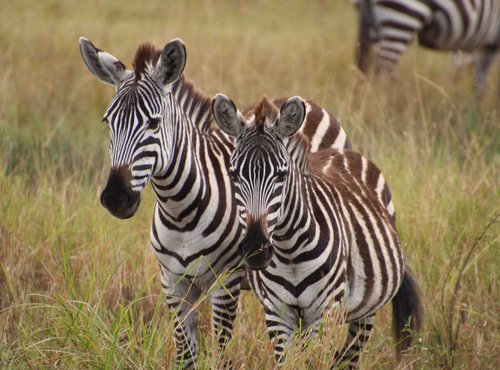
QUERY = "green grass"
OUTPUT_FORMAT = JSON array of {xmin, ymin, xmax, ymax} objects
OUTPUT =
[{"xmin": 1, "ymin": 0, "xmax": 499, "ymax": 368}]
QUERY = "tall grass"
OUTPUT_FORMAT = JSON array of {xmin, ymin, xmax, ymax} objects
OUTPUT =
[{"xmin": 1, "ymin": 0, "xmax": 498, "ymax": 368}]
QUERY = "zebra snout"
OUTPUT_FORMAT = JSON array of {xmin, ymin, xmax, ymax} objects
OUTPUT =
[
  {"xmin": 101, "ymin": 167, "xmax": 141, "ymax": 219},
  {"xmin": 239, "ymin": 238, "xmax": 274, "ymax": 270},
  {"xmin": 240, "ymin": 220, "xmax": 274, "ymax": 270}
]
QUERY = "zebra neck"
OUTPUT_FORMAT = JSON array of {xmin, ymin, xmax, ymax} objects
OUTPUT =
[
  {"xmin": 284, "ymin": 136, "xmax": 309, "ymax": 172},
  {"xmin": 171, "ymin": 76, "xmax": 212, "ymax": 133},
  {"xmin": 150, "ymin": 117, "xmax": 211, "ymax": 225},
  {"xmin": 147, "ymin": 77, "xmax": 233, "ymax": 228},
  {"xmin": 151, "ymin": 76, "xmax": 214, "ymax": 193}
]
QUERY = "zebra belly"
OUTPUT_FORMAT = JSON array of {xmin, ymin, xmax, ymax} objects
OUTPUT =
[
  {"xmin": 418, "ymin": 3, "xmax": 500, "ymax": 51},
  {"xmin": 345, "ymin": 244, "xmax": 403, "ymax": 322}
]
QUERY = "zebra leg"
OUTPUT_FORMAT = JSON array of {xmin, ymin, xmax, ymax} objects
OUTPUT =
[
  {"xmin": 161, "ymin": 271, "xmax": 202, "ymax": 369},
  {"xmin": 264, "ymin": 305, "xmax": 297, "ymax": 363},
  {"xmin": 332, "ymin": 315, "xmax": 375, "ymax": 369},
  {"xmin": 211, "ymin": 271, "xmax": 243, "ymax": 353},
  {"xmin": 373, "ymin": 39, "xmax": 409, "ymax": 76},
  {"xmin": 355, "ymin": 0, "xmax": 377, "ymax": 75},
  {"xmin": 474, "ymin": 45, "xmax": 498, "ymax": 97}
]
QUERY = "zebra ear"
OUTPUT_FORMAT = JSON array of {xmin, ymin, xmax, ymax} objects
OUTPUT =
[
  {"xmin": 212, "ymin": 94, "xmax": 245, "ymax": 137},
  {"xmin": 154, "ymin": 38, "xmax": 186, "ymax": 86},
  {"xmin": 275, "ymin": 96, "xmax": 306, "ymax": 137},
  {"xmin": 79, "ymin": 37, "xmax": 127, "ymax": 86}
]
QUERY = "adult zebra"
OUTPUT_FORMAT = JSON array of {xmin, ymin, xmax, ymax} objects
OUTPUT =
[
  {"xmin": 79, "ymin": 37, "xmax": 351, "ymax": 368},
  {"xmin": 212, "ymin": 94, "xmax": 423, "ymax": 368},
  {"xmin": 354, "ymin": 0, "xmax": 500, "ymax": 94}
]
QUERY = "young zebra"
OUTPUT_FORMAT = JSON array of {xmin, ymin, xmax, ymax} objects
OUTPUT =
[
  {"xmin": 212, "ymin": 94, "xmax": 423, "ymax": 368},
  {"xmin": 354, "ymin": 0, "xmax": 500, "ymax": 94},
  {"xmin": 79, "ymin": 37, "xmax": 351, "ymax": 368}
]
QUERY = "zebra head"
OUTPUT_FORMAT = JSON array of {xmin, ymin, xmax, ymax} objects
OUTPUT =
[
  {"xmin": 79, "ymin": 37, "xmax": 186, "ymax": 219},
  {"xmin": 212, "ymin": 94, "xmax": 306, "ymax": 270}
]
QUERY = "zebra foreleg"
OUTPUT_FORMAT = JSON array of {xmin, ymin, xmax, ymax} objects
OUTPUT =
[
  {"xmin": 474, "ymin": 44, "xmax": 499, "ymax": 98},
  {"xmin": 332, "ymin": 315, "xmax": 375, "ymax": 369},
  {"xmin": 264, "ymin": 305, "xmax": 297, "ymax": 364},
  {"xmin": 162, "ymin": 274, "xmax": 202, "ymax": 370},
  {"xmin": 210, "ymin": 272, "xmax": 243, "ymax": 357}
]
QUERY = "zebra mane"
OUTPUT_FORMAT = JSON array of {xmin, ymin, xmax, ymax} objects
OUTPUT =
[
  {"xmin": 253, "ymin": 96, "xmax": 278, "ymax": 134},
  {"xmin": 132, "ymin": 43, "xmax": 161, "ymax": 80},
  {"xmin": 131, "ymin": 43, "xmax": 212, "ymax": 131},
  {"xmin": 171, "ymin": 76, "xmax": 213, "ymax": 133},
  {"xmin": 245, "ymin": 96, "xmax": 310, "ymax": 171}
]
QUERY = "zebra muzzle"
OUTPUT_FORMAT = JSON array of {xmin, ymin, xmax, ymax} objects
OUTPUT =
[
  {"xmin": 240, "ymin": 220, "xmax": 274, "ymax": 270},
  {"xmin": 239, "ymin": 241, "xmax": 273, "ymax": 270},
  {"xmin": 100, "ymin": 167, "xmax": 141, "ymax": 219}
]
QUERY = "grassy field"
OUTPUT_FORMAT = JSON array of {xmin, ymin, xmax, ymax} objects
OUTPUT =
[{"xmin": 0, "ymin": 0, "xmax": 498, "ymax": 369}]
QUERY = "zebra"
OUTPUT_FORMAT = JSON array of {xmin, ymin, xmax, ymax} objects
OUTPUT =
[
  {"xmin": 79, "ymin": 37, "xmax": 352, "ymax": 368},
  {"xmin": 212, "ymin": 94, "xmax": 423, "ymax": 368},
  {"xmin": 354, "ymin": 0, "xmax": 500, "ymax": 95}
]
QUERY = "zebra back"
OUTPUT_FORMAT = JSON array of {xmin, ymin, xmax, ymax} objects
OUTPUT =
[
  {"xmin": 310, "ymin": 148, "xmax": 396, "ymax": 223},
  {"xmin": 242, "ymin": 97, "xmax": 394, "ymax": 222}
]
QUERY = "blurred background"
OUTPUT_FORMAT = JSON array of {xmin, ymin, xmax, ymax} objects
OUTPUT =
[{"xmin": 0, "ymin": 1, "xmax": 498, "ymax": 368}]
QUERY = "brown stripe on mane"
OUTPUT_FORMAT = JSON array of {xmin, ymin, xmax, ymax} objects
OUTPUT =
[
  {"xmin": 253, "ymin": 96, "xmax": 279, "ymax": 134},
  {"xmin": 242, "ymin": 96, "xmax": 310, "ymax": 169},
  {"xmin": 133, "ymin": 43, "xmax": 161, "ymax": 79}
]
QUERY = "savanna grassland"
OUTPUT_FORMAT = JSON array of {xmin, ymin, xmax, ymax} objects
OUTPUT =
[{"xmin": 0, "ymin": 1, "xmax": 498, "ymax": 369}]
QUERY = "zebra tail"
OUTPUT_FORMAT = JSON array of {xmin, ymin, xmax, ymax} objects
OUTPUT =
[{"xmin": 391, "ymin": 267, "xmax": 424, "ymax": 360}]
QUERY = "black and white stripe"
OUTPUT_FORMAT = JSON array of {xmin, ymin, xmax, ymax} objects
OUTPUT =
[
  {"xmin": 212, "ymin": 94, "xmax": 423, "ymax": 368},
  {"xmin": 355, "ymin": 0, "xmax": 500, "ymax": 94},
  {"xmin": 80, "ymin": 38, "xmax": 352, "ymax": 368}
]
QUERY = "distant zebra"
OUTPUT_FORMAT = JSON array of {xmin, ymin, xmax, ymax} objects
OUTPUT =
[
  {"xmin": 79, "ymin": 37, "xmax": 351, "ymax": 368},
  {"xmin": 212, "ymin": 94, "xmax": 423, "ymax": 368},
  {"xmin": 354, "ymin": 0, "xmax": 500, "ymax": 94}
]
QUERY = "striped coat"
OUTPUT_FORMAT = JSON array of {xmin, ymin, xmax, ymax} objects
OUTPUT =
[
  {"xmin": 212, "ymin": 94, "xmax": 423, "ymax": 367},
  {"xmin": 355, "ymin": 0, "xmax": 500, "ymax": 94},
  {"xmin": 79, "ymin": 37, "xmax": 352, "ymax": 368}
]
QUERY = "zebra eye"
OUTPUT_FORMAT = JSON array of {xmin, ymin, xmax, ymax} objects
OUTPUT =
[
  {"xmin": 147, "ymin": 117, "xmax": 161, "ymax": 130},
  {"xmin": 276, "ymin": 170, "xmax": 288, "ymax": 181},
  {"xmin": 228, "ymin": 169, "xmax": 239, "ymax": 181}
]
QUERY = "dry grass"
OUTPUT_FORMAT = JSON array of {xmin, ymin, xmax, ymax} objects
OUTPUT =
[{"xmin": 0, "ymin": 0, "xmax": 499, "ymax": 369}]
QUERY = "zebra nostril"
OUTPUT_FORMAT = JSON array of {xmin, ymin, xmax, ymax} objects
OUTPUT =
[
  {"xmin": 100, "ymin": 166, "xmax": 135, "ymax": 212},
  {"xmin": 239, "ymin": 234, "xmax": 274, "ymax": 270},
  {"xmin": 100, "ymin": 190, "xmax": 111, "ymax": 209},
  {"xmin": 100, "ymin": 189, "xmax": 129, "ymax": 210}
]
